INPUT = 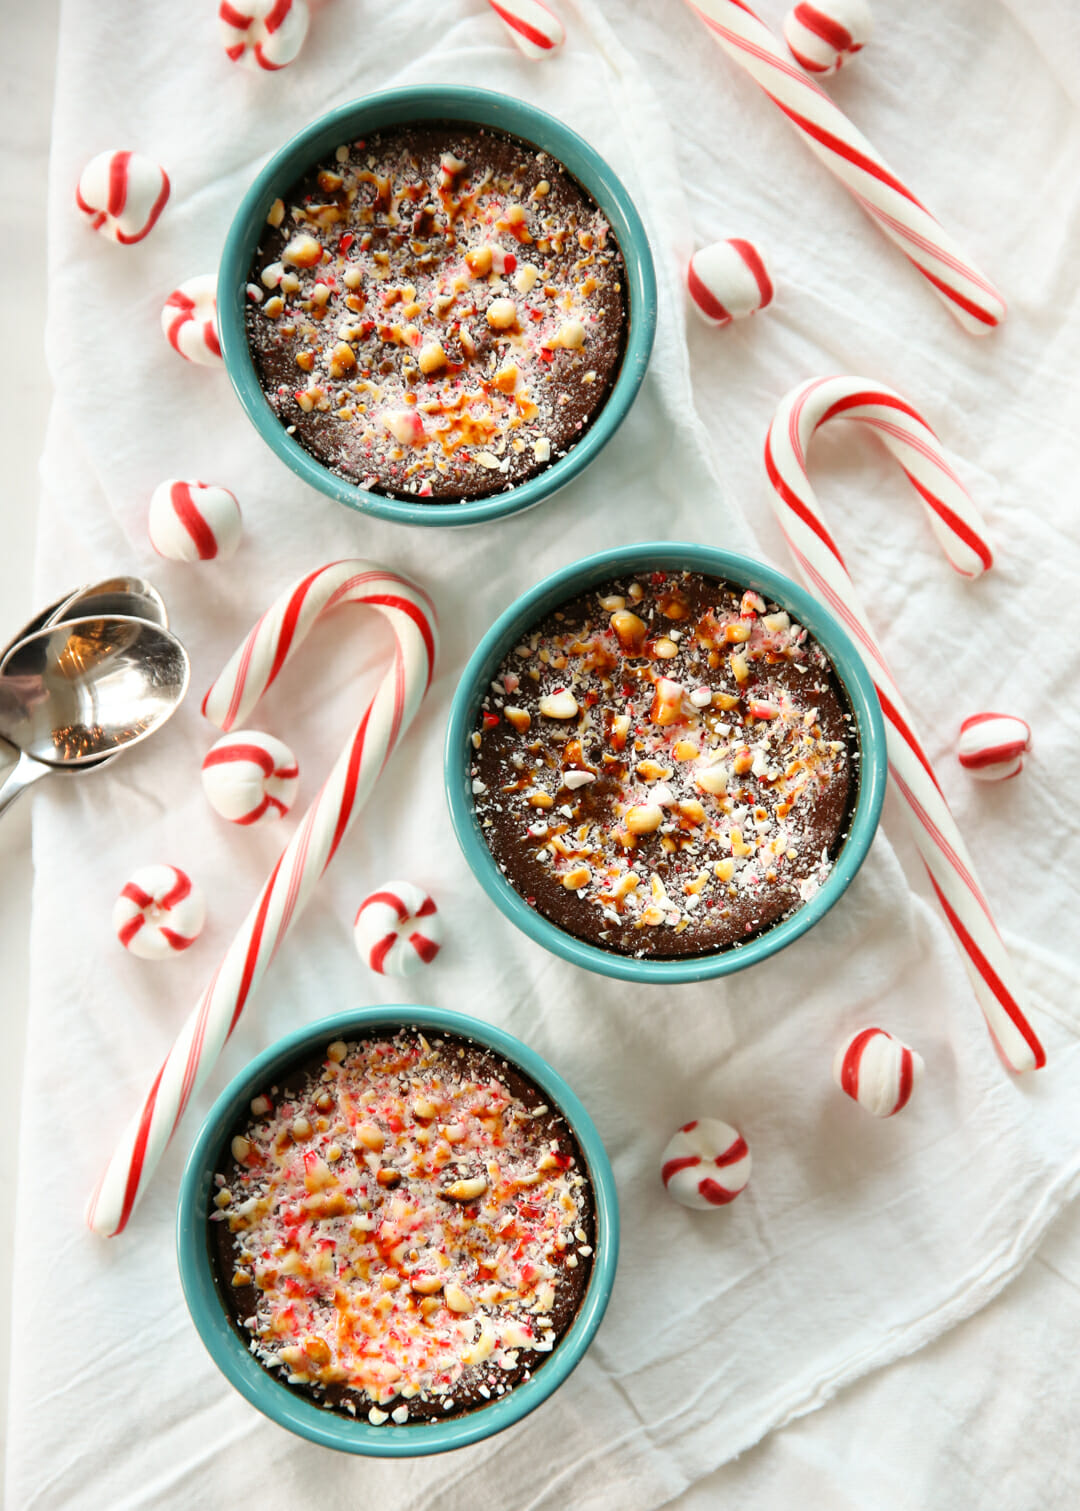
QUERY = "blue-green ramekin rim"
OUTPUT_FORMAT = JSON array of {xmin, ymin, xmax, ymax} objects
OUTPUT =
[
  {"xmin": 217, "ymin": 86, "xmax": 658, "ymax": 528},
  {"xmin": 176, "ymin": 1004, "xmax": 619, "ymax": 1457},
  {"xmin": 444, "ymin": 542, "xmax": 888, "ymax": 984}
]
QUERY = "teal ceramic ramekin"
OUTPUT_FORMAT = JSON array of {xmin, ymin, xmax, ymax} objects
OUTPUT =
[
  {"xmin": 176, "ymin": 1005, "xmax": 619, "ymax": 1457},
  {"xmin": 445, "ymin": 542, "xmax": 888, "ymax": 984},
  {"xmin": 217, "ymin": 86, "xmax": 658, "ymax": 528}
]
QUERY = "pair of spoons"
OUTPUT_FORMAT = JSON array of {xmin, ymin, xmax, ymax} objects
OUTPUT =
[{"xmin": 0, "ymin": 578, "xmax": 190, "ymax": 819}]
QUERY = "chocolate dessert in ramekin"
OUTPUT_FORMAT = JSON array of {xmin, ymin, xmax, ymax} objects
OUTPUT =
[
  {"xmin": 209, "ymin": 1026, "xmax": 595, "ymax": 1426},
  {"xmin": 244, "ymin": 122, "xmax": 628, "ymax": 503},
  {"xmin": 468, "ymin": 569, "xmax": 859, "ymax": 960}
]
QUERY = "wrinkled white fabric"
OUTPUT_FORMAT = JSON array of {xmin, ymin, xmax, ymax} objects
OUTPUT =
[{"xmin": 7, "ymin": 1, "xmax": 1080, "ymax": 1507}]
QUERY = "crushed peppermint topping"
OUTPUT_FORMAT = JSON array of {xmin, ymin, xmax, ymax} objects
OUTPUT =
[
  {"xmin": 212, "ymin": 1031, "xmax": 593, "ymax": 1423},
  {"xmin": 245, "ymin": 125, "xmax": 627, "ymax": 501},
  {"xmin": 469, "ymin": 572, "xmax": 858, "ymax": 958}
]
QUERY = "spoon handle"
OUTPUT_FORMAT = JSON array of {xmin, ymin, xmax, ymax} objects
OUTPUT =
[{"xmin": 0, "ymin": 746, "xmax": 52, "ymax": 819}]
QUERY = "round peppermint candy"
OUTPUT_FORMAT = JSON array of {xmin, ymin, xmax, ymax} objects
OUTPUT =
[
  {"xmin": 219, "ymin": 0, "xmax": 310, "ymax": 71},
  {"xmin": 783, "ymin": 0, "xmax": 872, "ymax": 77},
  {"xmin": 148, "ymin": 480, "xmax": 241, "ymax": 563},
  {"xmin": 660, "ymin": 1119, "xmax": 751, "ymax": 1209},
  {"xmin": 957, "ymin": 712, "xmax": 1032, "ymax": 782},
  {"xmin": 688, "ymin": 239, "xmax": 775, "ymax": 328},
  {"xmin": 354, "ymin": 882, "xmax": 442, "ymax": 977},
  {"xmin": 162, "ymin": 275, "xmax": 223, "ymax": 367},
  {"xmin": 113, "ymin": 864, "xmax": 206, "ymax": 960},
  {"xmin": 75, "ymin": 150, "xmax": 170, "ymax": 245},
  {"xmin": 833, "ymin": 1026, "xmax": 924, "ymax": 1117},
  {"xmin": 202, "ymin": 730, "xmax": 299, "ymax": 825}
]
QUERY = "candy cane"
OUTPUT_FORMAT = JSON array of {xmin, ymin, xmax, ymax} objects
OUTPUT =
[
  {"xmin": 487, "ymin": 0, "xmax": 565, "ymax": 59},
  {"xmin": 683, "ymin": 0, "xmax": 1006, "ymax": 335},
  {"xmin": 86, "ymin": 561, "xmax": 438, "ymax": 1237},
  {"xmin": 764, "ymin": 377, "xmax": 1044, "ymax": 1072}
]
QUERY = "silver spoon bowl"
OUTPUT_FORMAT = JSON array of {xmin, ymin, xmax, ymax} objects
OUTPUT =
[
  {"xmin": 0, "ymin": 578, "xmax": 174, "ymax": 807},
  {"xmin": 0, "ymin": 615, "xmax": 189, "ymax": 766},
  {"xmin": 0, "ymin": 616, "xmax": 189, "ymax": 820},
  {"xmin": 46, "ymin": 577, "xmax": 168, "ymax": 635},
  {"xmin": 37, "ymin": 577, "xmax": 169, "ymax": 775},
  {"xmin": 0, "ymin": 576, "xmax": 168, "ymax": 666}
]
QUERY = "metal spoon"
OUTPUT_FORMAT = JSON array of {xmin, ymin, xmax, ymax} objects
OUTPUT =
[
  {"xmin": 39, "ymin": 578, "xmax": 169, "ymax": 777},
  {"xmin": 0, "ymin": 591, "xmax": 81, "ymax": 663},
  {"xmin": 44, "ymin": 577, "xmax": 168, "ymax": 634},
  {"xmin": 0, "ymin": 616, "xmax": 189, "ymax": 819},
  {"xmin": 0, "ymin": 577, "xmax": 168, "ymax": 665},
  {"xmin": 0, "ymin": 577, "xmax": 172, "ymax": 792}
]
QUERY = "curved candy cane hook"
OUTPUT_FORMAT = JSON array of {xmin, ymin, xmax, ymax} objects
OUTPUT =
[
  {"xmin": 765, "ymin": 377, "xmax": 1044, "ymax": 1073},
  {"xmin": 87, "ymin": 561, "xmax": 439, "ymax": 1237}
]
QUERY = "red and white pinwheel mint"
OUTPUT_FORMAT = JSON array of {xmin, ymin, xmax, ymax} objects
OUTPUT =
[
  {"xmin": 660, "ymin": 1119, "xmax": 751, "ymax": 1210},
  {"xmin": 783, "ymin": 0, "xmax": 872, "ymax": 77},
  {"xmin": 833, "ymin": 1027, "xmax": 924, "ymax": 1118},
  {"xmin": 354, "ymin": 882, "xmax": 443, "ymax": 978},
  {"xmin": 219, "ymin": 0, "xmax": 310, "ymax": 72},
  {"xmin": 113, "ymin": 865, "xmax": 206, "ymax": 961},
  {"xmin": 486, "ymin": 0, "xmax": 565, "ymax": 60},
  {"xmin": 957, "ymin": 713, "xmax": 1032, "ymax": 782},
  {"xmin": 148, "ymin": 480, "xmax": 241, "ymax": 563},
  {"xmin": 162, "ymin": 275, "xmax": 223, "ymax": 367},
  {"xmin": 688, "ymin": 239, "xmax": 774, "ymax": 328},
  {"xmin": 75, "ymin": 150, "xmax": 170, "ymax": 245},
  {"xmin": 202, "ymin": 731, "xmax": 299, "ymax": 826}
]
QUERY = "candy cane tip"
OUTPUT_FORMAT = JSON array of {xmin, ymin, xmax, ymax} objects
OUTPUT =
[
  {"xmin": 995, "ymin": 1028, "xmax": 1045, "ymax": 1076},
  {"xmin": 84, "ymin": 1188, "xmax": 121, "ymax": 1238},
  {"xmin": 87, "ymin": 1214, "xmax": 123, "ymax": 1239}
]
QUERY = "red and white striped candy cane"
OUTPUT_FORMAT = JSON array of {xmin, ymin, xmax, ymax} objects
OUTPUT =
[
  {"xmin": 487, "ymin": 0, "xmax": 565, "ymax": 59},
  {"xmin": 764, "ymin": 376, "xmax": 1044, "ymax": 1072},
  {"xmin": 86, "ymin": 561, "xmax": 438, "ymax": 1237},
  {"xmin": 683, "ymin": 0, "xmax": 1006, "ymax": 336}
]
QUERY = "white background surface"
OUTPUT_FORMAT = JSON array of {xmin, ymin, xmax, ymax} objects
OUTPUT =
[{"xmin": 5, "ymin": 3, "xmax": 1080, "ymax": 1507}]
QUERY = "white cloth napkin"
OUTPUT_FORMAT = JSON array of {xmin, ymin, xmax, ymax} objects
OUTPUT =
[
  {"xmin": 8, "ymin": 2, "xmax": 1080, "ymax": 1507},
  {"xmin": 666, "ymin": 1190, "xmax": 1080, "ymax": 1511}
]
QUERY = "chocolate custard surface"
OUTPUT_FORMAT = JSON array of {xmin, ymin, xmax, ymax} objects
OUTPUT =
[
  {"xmin": 470, "ymin": 571, "xmax": 858, "ymax": 959},
  {"xmin": 245, "ymin": 122, "xmax": 628, "ymax": 501},
  {"xmin": 210, "ymin": 1028, "xmax": 595, "ymax": 1426}
]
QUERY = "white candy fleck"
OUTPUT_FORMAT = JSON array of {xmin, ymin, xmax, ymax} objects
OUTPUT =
[
  {"xmin": 538, "ymin": 690, "xmax": 579, "ymax": 719},
  {"xmin": 563, "ymin": 771, "xmax": 596, "ymax": 790}
]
